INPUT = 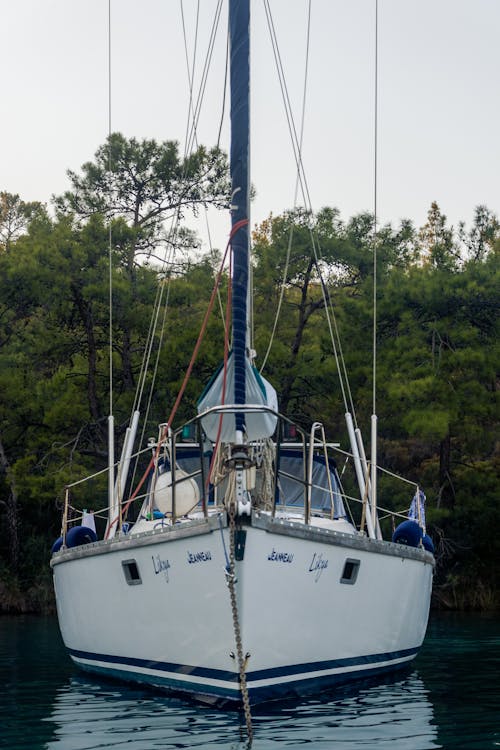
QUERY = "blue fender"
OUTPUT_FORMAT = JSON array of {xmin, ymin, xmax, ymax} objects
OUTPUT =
[
  {"xmin": 65, "ymin": 525, "xmax": 97, "ymax": 549},
  {"xmin": 422, "ymin": 534, "xmax": 435, "ymax": 554},
  {"xmin": 392, "ymin": 520, "xmax": 423, "ymax": 548},
  {"xmin": 51, "ymin": 537, "xmax": 64, "ymax": 553}
]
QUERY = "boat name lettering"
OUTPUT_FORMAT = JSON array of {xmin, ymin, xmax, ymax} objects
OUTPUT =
[
  {"xmin": 308, "ymin": 552, "xmax": 328, "ymax": 582},
  {"xmin": 268, "ymin": 548, "xmax": 294, "ymax": 563},
  {"xmin": 152, "ymin": 554, "xmax": 171, "ymax": 582},
  {"xmin": 187, "ymin": 550, "xmax": 212, "ymax": 564}
]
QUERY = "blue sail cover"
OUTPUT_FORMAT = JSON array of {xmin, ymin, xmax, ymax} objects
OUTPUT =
[
  {"xmin": 197, "ymin": 354, "xmax": 278, "ymax": 442},
  {"xmin": 229, "ymin": 0, "xmax": 250, "ymax": 435}
]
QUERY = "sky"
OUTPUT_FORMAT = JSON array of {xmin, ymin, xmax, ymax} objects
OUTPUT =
[{"xmin": 1, "ymin": 0, "xmax": 499, "ymax": 250}]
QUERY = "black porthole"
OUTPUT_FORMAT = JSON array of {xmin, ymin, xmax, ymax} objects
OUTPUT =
[
  {"xmin": 122, "ymin": 559, "xmax": 142, "ymax": 585},
  {"xmin": 340, "ymin": 558, "xmax": 360, "ymax": 585}
]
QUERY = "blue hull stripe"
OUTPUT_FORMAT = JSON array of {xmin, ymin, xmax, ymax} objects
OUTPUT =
[{"xmin": 69, "ymin": 646, "xmax": 419, "ymax": 685}]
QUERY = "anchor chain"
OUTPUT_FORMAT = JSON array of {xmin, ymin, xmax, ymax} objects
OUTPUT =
[{"xmin": 227, "ymin": 501, "xmax": 253, "ymax": 742}]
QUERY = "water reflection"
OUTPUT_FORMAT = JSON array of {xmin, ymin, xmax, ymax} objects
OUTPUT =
[
  {"xmin": 42, "ymin": 669, "xmax": 439, "ymax": 750},
  {"xmin": 252, "ymin": 670, "xmax": 439, "ymax": 749},
  {"xmin": 2, "ymin": 614, "xmax": 498, "ymax": 749},
  {"xmin": 415, "ymin": 613, "xmax": 500, "ymax": 750}
]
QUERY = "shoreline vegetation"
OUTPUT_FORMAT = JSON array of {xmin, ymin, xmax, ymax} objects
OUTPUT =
[{"xmin": 0, "ymin": 135, "xmax": 499, "ymax": 616}]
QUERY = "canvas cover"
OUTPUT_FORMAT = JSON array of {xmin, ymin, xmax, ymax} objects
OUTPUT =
[{"xmin": 197, "ymin": 354, "xmax": 278, "ymax": 442}]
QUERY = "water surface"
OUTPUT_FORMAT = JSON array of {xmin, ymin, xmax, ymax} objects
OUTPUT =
[{"xmin": 0, "ymin": 613, "xmax": 498, "ymax": 749}]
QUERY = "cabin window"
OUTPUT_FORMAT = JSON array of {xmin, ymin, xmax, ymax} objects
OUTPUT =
[
  {"xmin": 122, "ymin": 559, "xmax": 142, "ymax": 585},
  {"xmin": 340, "ymin": 558, "xmax": 360, "ymax": 585}
]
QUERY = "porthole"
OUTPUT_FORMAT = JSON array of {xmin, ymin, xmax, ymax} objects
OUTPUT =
[
  {"xmin": 340, "ymin": 558, "xmax": 360, "ymax": 585},
  {"xmin": 122, "ymin": 559, "xmax": 142, "ymax": 585}
]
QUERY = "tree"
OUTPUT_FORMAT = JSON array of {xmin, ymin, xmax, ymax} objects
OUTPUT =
[
  {"xmin": 418, "ymin": 201, "xmax": 460, "ymax": 270},
  {"xmin": 252, "ymin": 208, "xmax": 351, "ymax": 416},
  {"xmin": 0, "ymin": 210, "xmax": 161, "ymax": 591},
  {"xmin": 0, "ymin": 192, "xmax": 45, "ymax": 252},
  {"xmin": 0, "ymin": 189, "xmax": 499, "ymax": 610},
  {"xmin": 54, "ymin": 133, "xmax": 229, "ymax": 387},
  {"xmin": 252, "ymin": 208, "xmax": 423, "ymax": 420},
  {"xmin": 458, "ymin": 205, "xmax": 499, "ymax": 262},
  {"xmin": 54, "ymin": 132, "xmax": 229, "ymax": 271}
]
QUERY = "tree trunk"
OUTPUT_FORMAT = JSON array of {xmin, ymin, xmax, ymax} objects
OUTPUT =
[
  {"xmin": 280, "ymin": 257, "xmax": 324, "ymax": 413},
  {"xmin": 71, "ymin": 284, "xmax": 100, "ymax": 423},
  {"xmin": 121, "ymin": 327, "xmax": 134, "ymax": 390},
  {"xmin": 120, "ymin": 234, "xmax": 138, "ymax": 390},
  {"xmin": 437, "ymin": 432, "xmax": 455, "ymax": 509}
]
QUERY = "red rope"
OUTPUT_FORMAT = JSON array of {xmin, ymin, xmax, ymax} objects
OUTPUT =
[{"xmin": 110, "ymin": 219, "xmax": 249, "ymax": 534}]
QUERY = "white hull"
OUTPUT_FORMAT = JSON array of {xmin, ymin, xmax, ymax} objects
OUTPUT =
[{"xmin": 52, "ymin": 512, "xmax": 433, "ymax": 705}]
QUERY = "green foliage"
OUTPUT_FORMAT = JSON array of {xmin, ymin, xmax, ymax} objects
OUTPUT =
[
  {"xmin": 0, "ymin": 180, "xmax": 499, "ymax": 610},
  {"xmin": 54, "ymin": 132, "xmax": 230, "ymax": 270},
  {"xmin": 251, "ymin": 206, "xmax": 499, "ymax": 606},
  {"xmin": 0, "ymin": 191, "xmax": 46, "ymax": 252}
]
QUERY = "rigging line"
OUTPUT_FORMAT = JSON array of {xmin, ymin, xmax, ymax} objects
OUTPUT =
[
  {"xmin": 180, "ymin": 0, "xmax": 226, "ymax": 324},
  {"xmin": 373, "ymin": 0, "xmax": 379, "ymax": 417},
  {"xmin": 310, "ymin": 239, "xmax": 351, "ymax": 414},
  {"xmin": 299, "ymin": 229, "xmax": 357, "ymax": 418},
  {"xmin": 262, "ymin": 2, "xmax": 353, "ymax": 416},
  {"xmin": 267, "ymin": 2, "xmax": 361, "ymax": 419},
  {"xmin": 137, "ymin": 261, "xmax": 174, "ymax": 416},
  {"xmin": 296, "ymin": 0, "xmax": 312, "ymax": 202},
  {"xmin": 181, "ymin": 0, "xmax": 224, "ymax": 158},
  {"xmin": 129, "ymin": 0, "xmax": 223, "ymax": 448},
  {"xmin": 129, "ymin": 259, "xmax": 175, "ymax": 494},
  {"xmin": 181, "ymin": 7, "xmax": 228, "ymax": 242},
  {"xmin": 206, "ymin": 250, "xmax": 232, "ymax": 492},
  {"xmin": 304, "ymin": 243, "xmax": 355, "ymax": 422},
  {"xmin": 130, "ymin": 0, "xmax": 221, "ymax": 429},
  {"xmin": 180, "ymin": 2, "xmax": 226, "ymax": 245},
  {"xmin": 307, "ymin": 227, "xmax": 357, "ymax": 418},
  {"xmin": 263, "ymin": 1, "xmax": 313, "ymax": 215},
  {"xmin": 129, "ymin": 236, "xmax": 180, "ymax": 475},
  {"xmin": 131, "ymin": 252, "xmax": 171, "ymax": 416},
  {"xmin": 180, "ymin": 0, "xmax": 200, "ymax": 155},
  {"xmin": 124, "ymin": 4, "xmax": 198, "ymax": 428},
  {"xmin": 131, "ymin": 283, "xmax": 163, "ymax": 414},
  {"xmin": 260, "ymin": 0, "xmax": 312, "ymax": 373},
  {"xmin": 107, "ymin": 0, "xmax": 113, "ymax": 420},
  {"xmin": 130, "ymin": 236, "xmax": 178, "ymax": 423},
  {"xmin": 119, "ymin": 225, "xmax": 240, "ymax": 522},
  {"xmin": 217, "ymin": 29, "xmax": 230, "ymax": 150}
]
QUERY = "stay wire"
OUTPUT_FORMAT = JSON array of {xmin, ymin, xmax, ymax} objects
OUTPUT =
[
  {"xmin": 119, "ymin": 220, "xmax": 246, "ymax": 525},
  {"xmin": 107, "ymin": 0, "xmax": 113, "ymax": 420},
  {"xmin": 180, "ymin": 0, "xmax": 200, "ymax": 154},
  {"xmin": 260, "ymin": 0, "xmax": 311, "ymax": 373},
  {"xmin": 129, "ymin": 259, "xmax": 174, "ymax": 493},
  {"xmin": 373, "ymin": 0, "xmax": 379, "ymax": 417},
  {"xmin": 131, "ymin": 0, "xmax": 224, "ymax": 471},
  {"xmin": 262, "ymin": 1, "xmax": 353, "ymax": 416},
  {"xmin": 181, "ymin": 0, "xmax": 224, "ymax": 158},
  {"xmin": 180, "ymin": 0, "xmax": 227, "ymax": 327}
]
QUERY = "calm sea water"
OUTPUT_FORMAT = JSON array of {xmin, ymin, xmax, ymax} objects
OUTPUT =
[{"xmin": 0, "ymin": 613, "xmax": 498, "ymax": 749}]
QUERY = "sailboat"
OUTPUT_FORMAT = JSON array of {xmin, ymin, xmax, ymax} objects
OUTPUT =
[{"xmin": 51, "ymin": 0, "xmax": 434, "ymax": 709}]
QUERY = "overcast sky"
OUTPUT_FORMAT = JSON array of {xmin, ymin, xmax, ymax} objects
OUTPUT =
[{"xmin": 1, "ymin": 0, "xmax": 499, "ymax": 248}]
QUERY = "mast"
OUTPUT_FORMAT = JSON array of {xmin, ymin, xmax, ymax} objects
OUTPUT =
[
  {"xmin": 229, "ymin": 0, "xmax": 250, "ymax": 442},
  {"xmin": 199, "ymin": 0, "xmax": 276, "ymax": 445}
]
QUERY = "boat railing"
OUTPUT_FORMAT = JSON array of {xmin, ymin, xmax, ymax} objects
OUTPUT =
[
  {"xmin": 162, "ymin": 407, "xmax": 347, "ymax": 527},
  {"xmin": 56, "ymin": 406, "xmax": 423, "ymax": 546}
]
